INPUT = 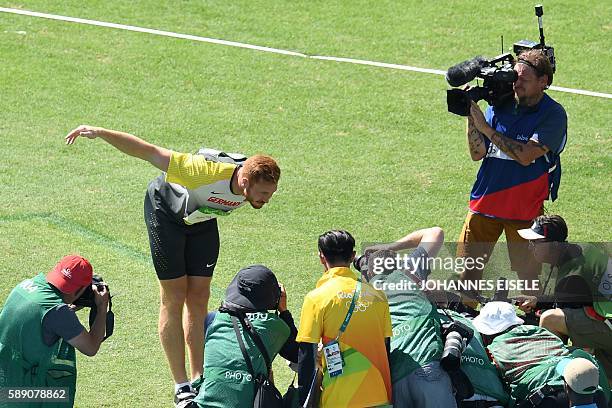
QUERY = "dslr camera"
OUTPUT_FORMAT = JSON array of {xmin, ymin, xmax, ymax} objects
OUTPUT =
[
  {"xmin": 74, "ymin": 274, "xmax": 115, "ymax": 340},
  {"xmin": 353, "ymin": 248, "xmax": 399, "ymax": 278},
  {"xmin": 440, "ymin": 320, "xmax": 474, "ymax": 371},
  {"xmin": 353, "ymin": 253, "xmax": 370, "ymax": 276},
  {"xmin": 446, "ymin": 5, "xmax": 556, "ymax": 116}
]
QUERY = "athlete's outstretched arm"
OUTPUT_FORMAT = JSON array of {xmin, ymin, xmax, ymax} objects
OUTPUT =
[{"xmin": 65, "ymin": 125, "xmax": 172, "ymax": 171}]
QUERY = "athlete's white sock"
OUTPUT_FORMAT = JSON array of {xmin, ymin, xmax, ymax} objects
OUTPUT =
[{"xmin": 175, "ymin": 382, "xmax": 193, "ymax": 393}]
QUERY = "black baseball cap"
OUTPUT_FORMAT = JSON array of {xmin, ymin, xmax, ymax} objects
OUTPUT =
[
  {"xmin": 222, "ymin": 264, "xmax": 281, "ymax": 312},
  {"xmin": 518, "ymin": 215, "xmax": 568, "ymax": 242}
]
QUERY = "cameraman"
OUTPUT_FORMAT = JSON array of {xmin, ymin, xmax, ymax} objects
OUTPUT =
[
  {"xmin": 513, "ymin": 215, "xmax": 612, "ymax": 386},
  {"xmin": 361, "ymin": 227, "xmax": 459, "ymax": 407},
  {"xmin": 0, "ymin": 255, "xmax": 110, "ymax": 407},
  {"xmin": 457, "ymin": 49, "xmax": 567, "ymax": 293}
]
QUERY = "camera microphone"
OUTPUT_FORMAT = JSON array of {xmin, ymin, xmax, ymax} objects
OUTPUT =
[{"xmin": 445, "ymin": 56, "xmax": 487, "ymax": 87}]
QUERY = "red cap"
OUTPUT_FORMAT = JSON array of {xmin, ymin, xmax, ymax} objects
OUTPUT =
[{"xmin": 46, "ymin": 255, "xmax": 93, "ymax": 294}]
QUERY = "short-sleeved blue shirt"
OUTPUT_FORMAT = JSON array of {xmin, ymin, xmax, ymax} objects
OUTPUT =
[{"xmin": 470, "ymin": 94, "xmax": 567, "ymax": 220}]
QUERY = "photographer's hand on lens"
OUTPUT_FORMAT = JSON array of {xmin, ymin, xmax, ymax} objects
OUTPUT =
[
  {"xmin": 92, "ymin": 284, "xmax": 110, "ymax": 310},
  {"xmin": 278, "ymin": 283, "xmax": 287, "ymax": 313}
]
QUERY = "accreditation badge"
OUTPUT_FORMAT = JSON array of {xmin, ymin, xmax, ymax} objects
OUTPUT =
[{"xmin": 323, "ymin": 340, "xmax": 344, "ymax": 378}]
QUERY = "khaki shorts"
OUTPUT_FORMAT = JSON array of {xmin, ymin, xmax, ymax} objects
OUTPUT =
[
  {"xmin": 457, "ymin": 212, "xmax": 541, "ymax": 281},
  {"xmin": 564, "ymin": 307, "xmax": 612, "ymax": 381}
]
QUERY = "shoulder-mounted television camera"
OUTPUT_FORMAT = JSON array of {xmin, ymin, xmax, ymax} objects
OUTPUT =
[
  {"xmin": 74, "ymin": 274, "xmax": 115, "ymax": 341},
  {"xmin": 446, "ymin": 5, "xmax": 556, "ymax": 116}
]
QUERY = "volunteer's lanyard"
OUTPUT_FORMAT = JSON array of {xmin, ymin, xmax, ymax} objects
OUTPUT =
[{"xmin": 335, "ymin": 279, "xmax": 362, "ymax": 341}]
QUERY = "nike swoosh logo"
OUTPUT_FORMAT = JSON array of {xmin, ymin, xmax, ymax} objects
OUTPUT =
[
  {"xmin": 206, "ymin": 262, "xmax": 216, "ymax": 268},
  {"xmin": 210, "ymin": 191, "xmax": 224, "ymax": 195}
]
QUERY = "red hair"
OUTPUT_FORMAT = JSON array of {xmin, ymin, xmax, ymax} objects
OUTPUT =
[{"xmin": 243, "ymin": 155, "xmax": 280, "ymax": 184}]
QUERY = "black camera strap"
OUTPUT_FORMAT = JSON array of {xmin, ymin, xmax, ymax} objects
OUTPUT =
[
  {"xmin": 231, "ymin": 314, "xmax": 273, "ymax": 377},
  {"xmin": 231, "ymin": 315, "xmax": 257, "ymax": 378}
]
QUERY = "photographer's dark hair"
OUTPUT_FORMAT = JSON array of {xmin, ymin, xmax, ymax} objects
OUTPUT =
[
  {"xmin": 318, "ymin": 230, "xmax": 355, "ymax": 265},
  {"xmin": 517, "ymin": 49, "xmax": 554, "ymax": 86}
]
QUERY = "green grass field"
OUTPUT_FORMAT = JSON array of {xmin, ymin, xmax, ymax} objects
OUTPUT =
[{"xmin": 1, "ymin": 1, "xmax": 610, "ymax": 406}]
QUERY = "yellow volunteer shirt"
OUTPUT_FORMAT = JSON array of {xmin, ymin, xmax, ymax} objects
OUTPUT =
[
  {"xmin": 164, "ymin": 151, "xmax": 247, "ymax": 224},
  {"xmin": 297, "ymin": 267, "xmax": 392, "ymax": 408}
]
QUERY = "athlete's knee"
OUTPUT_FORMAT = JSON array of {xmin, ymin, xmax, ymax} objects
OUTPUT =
[
  {"xmin": 185, "ymin": 291, "xmax": 210, "ymax": 312},
  {"xmin": 185, "ymin": 278, "xmax": 211, "ymax": 308},
  {"xmin": 160, "ymin": 287, "xmax": 187, "ymax": 311}
]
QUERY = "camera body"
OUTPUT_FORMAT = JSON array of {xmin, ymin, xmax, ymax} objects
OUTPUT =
[
  {"xmin": 73, "ymin": 274, "xmax": 108, "ymax": 308},
  {"xmin": 353, "ymin": 248, "xmax": 399, "ymax": 278},
  {"xmin": 73, "ymin": 274, "xmax": 114, "ymax": 340},
  {"xmin": 353, "ymin": 253, "xmax": 369, "ymax": 276},
  {"xmin": 446, "ymin": 5, "xmax": 556, "ymax": 116},
  {"xmin": 440, "ymin": 320, "xmax": 474, "ymax": 371},
  {"xmin": 446, "ymin": 53, "xmax": 518, "ymax": 117}
]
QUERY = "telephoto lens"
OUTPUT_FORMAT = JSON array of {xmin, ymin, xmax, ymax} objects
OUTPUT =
[
  {"xmin": 441, "ymin": 330, "xmax": 466, "ymax": 370},
  {"xmin": 440, "ymin": 321, "xmax": 474, "ymax": 371}
]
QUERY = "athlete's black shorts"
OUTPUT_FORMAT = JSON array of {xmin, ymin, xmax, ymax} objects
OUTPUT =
[{"xmin": 144, "ymin": 195, "xmax": 220, "ymax": 280}]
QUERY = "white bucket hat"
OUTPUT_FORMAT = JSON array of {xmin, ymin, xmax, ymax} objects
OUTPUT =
[{"xmin": 472, "ymin": 301, "xmax": 524, "ymax": 335}]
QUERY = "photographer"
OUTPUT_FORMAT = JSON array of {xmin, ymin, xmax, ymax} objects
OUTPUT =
[
  {"xmin": 0, "ymin": 255, "xmax": 110, "ymax": 407},
  {"xmin": 558, "ymin": 358, "xmax": 603, "ymax": 408},
  {"xmin": 360, "ymin": 227, "xmax": 458, "ymax": 407},
  {"xmin": 473, "ymin": 302, "xmax": 610, "ymax": 407},
  {"xmin": 194, "ymin": 264, "xmax": 298, "ymax": 408},
  {"xmin": 437, "ymin": 309, "xmax": 509, "ymax": 408},
  {"xmin": 514, "ymin": 215, "xmax": 612, "ymax": 386},
  {"xmin": 457, "ymin": 49, "xmax": 567, "ymax": 293}
]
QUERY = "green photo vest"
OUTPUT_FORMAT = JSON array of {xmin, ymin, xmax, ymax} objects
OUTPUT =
[
  {"xmin": 372, "ymin": 271, "xmax": 443, "ymax": 382},
  {"xmin": 488, "ymin": 325, "xmax": 609, "ymax": 407},
  {"xmin": 0, "ymin": 274, "xmax": 78, "ymax": 407},
  {"xmin": 438, "ymin": 310, "xmax": 509, "ymax": 405},
  {"xmin": 559, "ymin": 245, "xmax": 612, "ymax": 318},
  {"xmin": 195, "ymin": 312, "xmax": 290, "ymax": 408}
]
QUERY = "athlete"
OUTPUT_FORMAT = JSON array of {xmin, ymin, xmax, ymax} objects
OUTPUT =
[{"xmin": 65, "ymin": 125, "xmax": 280, "ymax": 407}]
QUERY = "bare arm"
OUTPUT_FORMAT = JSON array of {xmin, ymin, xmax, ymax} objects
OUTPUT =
[
  {"xmin": 65, "ymin": 125, "xmax": 172, "ymax": 171},
  {"xmin": 469, "ymin": 102, "xmax": 549, "ymax": 166},
  {"xmin": 67, "ymin": 285, "xmax": 109, "ymax": 357},
  {"xmin": 467, "ymin": 116, "xmax": 487, "ymax": 161},
  {"xmin": 387, "ymin": 227, "xmax": 444, "ymax": 258},
  {"xmin": 366, "ymin": 227, "xmax": 445, "ymax": 258}
]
